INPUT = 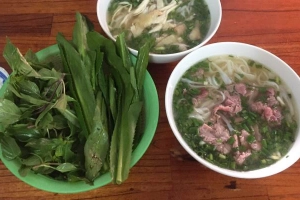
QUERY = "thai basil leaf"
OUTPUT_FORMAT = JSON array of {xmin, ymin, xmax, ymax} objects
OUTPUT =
[
  {"xmin": 56, "ymin": 163, "xmax": 77, "ymax": 173},
  {"xmin": 15, "ymin": 79, "xmax": 41, "ymax": 99},
  {"xmin": 63, "ymin": 141, "xmax": 76, "ymax": 162},
  {"xmin": 3, "ymin": 38, "xmax": 40, "ymax": 77},
  {"xmin": 0, "ymin": 135, "xmax": 21, "ymax": 160},
  {"xmin": 54, "ymin": 93, "xmax": 67, "ymax": 112},
  {"xmin": 8, "ymin": 84, "xmax": 48, "ymax": 106},
  {"xmin": 50, "ymin": 115, "xmax": 68, "ymax": 130},
  {"xmin": 67, "ymin": 173, "xmax": 91, "ymax": 184},
  {"xmin": 0, "ymin": 99, "xmax": 21, "ymax": 128},
  {"xmin": 38, "ymin": 112, "xmax": 53, "ymax": 129},
  {"xmin": 6, "ymin": 124, "xmax": 43, "ymax": 142},
  {"xmin": 19, "ymin": 165, "xmax": 31, "ymax": 177},
  {"xmin": 21, "ymin": 155, "xmax": 42, "ymax": 166},
  {"xmin": 25, "ymin": 138, "xmax": 61, "ymax": 157},
  {"xmin": 35, "ymin": 104, "xmax": 54, "ymax": 127},
  {"xmin": 54, "ymin": 92, "xmax": 79, "ymax": 127},
  {"xmin": 38, "ymin": 68, "xmax": 62, "ymax": 81},
  {"xmin": 25, "ymin": 49, "xmax": 51, "ymax": 70},
  {"xmin": 32, "ymin": 164, "xmax": 55, "ymax": 174},
  {"xmin": 24, "ymin": 49, "xmax": 39, "ymax": 63},
  {"xmin": 56, "ymin": 108, "xmax": 80, "ymax": 128}
]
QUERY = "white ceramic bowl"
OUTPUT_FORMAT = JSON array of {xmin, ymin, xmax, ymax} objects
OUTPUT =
[
  {"xmin": 97, "ymin": 0, "xmax": 222, "ymax": 63},
  {"xmin": 165, "ymin": 42, "xmax": 300, "ymax": 178}
]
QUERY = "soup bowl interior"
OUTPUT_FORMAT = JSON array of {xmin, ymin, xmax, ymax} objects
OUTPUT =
[
  {"xmin": 165, "ymin": 42, "xmax": 300, "ymax": 178},
  {"xmin": 97, "ymin": 0, "xmax": 222, "ymax": 64}
]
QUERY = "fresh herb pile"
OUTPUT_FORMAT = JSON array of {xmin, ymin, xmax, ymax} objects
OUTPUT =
[{"xmin": 0, "ymin": 12, "xmax": 151, "ymax": 184}]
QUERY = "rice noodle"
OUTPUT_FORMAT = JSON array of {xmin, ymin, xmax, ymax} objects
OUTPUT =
[
  {"xmin": 210, "ymin": 62, "xmax": 233, "ymax": 84},
  {"xmin": 190, "ymin": 107, "xmax": 211, "ymax": 121},
  {"xmin": 262, "ymin": 81, "xmax": 279, "ymax": 90},
  {"xmin": 211, "ymin": 76, "xmax": 221, "ymax": 87},
  {"xmin": 256, "ymin": 70, "xmax": 270, "ymax": 85},
  {"xmin": 219, "ymin": 113, "xmax": 234, "ymax": 133},
  {"xmin": 279, "ymin": 86, "xmax": 294, "ymax": 116},
  {"xmin": 181, "ymin": 78, "xmax": 219, "ymax": 89}
]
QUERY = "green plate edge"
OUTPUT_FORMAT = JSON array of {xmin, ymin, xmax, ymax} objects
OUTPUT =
[{"xmin": 0, "ymin": 44, "xmax": 159, "ymax": 194}]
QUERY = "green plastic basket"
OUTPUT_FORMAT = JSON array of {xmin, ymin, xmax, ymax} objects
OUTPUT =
[{"xmin": 0, "ymin": 44, "xmax": 159, "ymax": 194}]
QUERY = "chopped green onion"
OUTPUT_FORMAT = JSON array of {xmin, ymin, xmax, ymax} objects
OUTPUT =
[
  {"xmin": 275, "ymin": 76, "xmax": 281, "ymax": 84},
  {"xmin": 227, "ymin": 136, "xmax": 235, "ymax": 145},
  {"xmin": 246, "ymin": 135, "xmax": 256, "ymax": 143},
  {"xmin": 262, "ymin": 139, "xmax": 267, "ymax": 148},
  {"xmin": 231, "ymin": 162, "xmax": 236, "ymax": 169}
]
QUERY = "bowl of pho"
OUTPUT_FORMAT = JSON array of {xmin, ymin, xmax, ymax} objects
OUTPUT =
[
  {"xmin": 165, "ymin": 42, "xmax": 300, "ymax": 178},
  {"xmin": 97, "ymin": 0, "xmax": 222, "ymax": 63}
]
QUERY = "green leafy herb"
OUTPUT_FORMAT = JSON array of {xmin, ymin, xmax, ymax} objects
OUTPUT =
[{"xmin": 0, "ymin": 12, "xmax": 151, "ymax": 185}]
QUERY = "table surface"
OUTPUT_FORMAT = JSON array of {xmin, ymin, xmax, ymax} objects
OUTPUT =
[{"xmin": 1, "ymin": 0, "xmax": 300, "ymax": 199}]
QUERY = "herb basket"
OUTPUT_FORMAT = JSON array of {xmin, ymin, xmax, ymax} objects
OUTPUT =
[{"xmin": 0, "ymin": 44, "xmax": 159, "ymax": 194}]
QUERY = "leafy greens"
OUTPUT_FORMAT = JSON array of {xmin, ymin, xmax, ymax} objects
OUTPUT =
[{"xmin": 0, "ymin": 12, "xmax": 151, "ymax": 185}]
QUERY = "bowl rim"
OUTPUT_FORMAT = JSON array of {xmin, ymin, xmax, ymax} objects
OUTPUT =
[
  {"xmin": 165, "ymin": 41, "xmax": 300, "ymax": 179},
  {"xmin": 0, "ymin": 44, "xmax": 160, "ymax": 193},
  {"xmin": 96, "ymin": 0, "xmax": 223, "ymax": 58}
]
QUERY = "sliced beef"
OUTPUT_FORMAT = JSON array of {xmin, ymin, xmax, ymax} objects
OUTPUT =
[
  {"xmin": 192, "ymin": 88, "xmax": 209, "ymax": 107},
  {"xmin": 234, "ymin": 117, "xmax": 244, "ymax": 123},
  {"xmin": 226, "ymin": 84, "xmax": 235, "ymax": 93},
  {"xmin": 193, "ymin": 68, "xmax": 204, "ymax": 78},
  {"xmin": 213, "ymin": 105, "xmax": 232, "ymax": 114},
  {"xmin": 239, "ymin": 130, "xmax": 250, "ymax": 147},
  {"xmin": 199, "ymin": 122, "xmax": 230, "ymax": 144},
  {"xmin": 246, "ymin": 88, "xmax": 259, "ymax": 103},
  {"xmin": 216, "ymin": 143, "xmax": 232, "ymax": 155},
  {"xmin": 224, "ymin": 91, "xmax": 242, "ymax": 114},
  {"xmin": 235, "ymin": 83, "xmax": 247, "ymax": 96},
  {"xmin": 267, "ymin": 87, "xmax": 275, "ymax": 97},
  {"xmin": 267, "ymin": 96, "xmax": 278, "ymax": 107},
  {"xmin": 198, "ymin": 124, "xmax": 217, "ymax": 143},
  {"xmin": 250, "ymin": 101, "xmax": 282, "ymax": 124},
  {"xmin": 213, "ymin": 121, "xmax": 231, "ymax": 142},
  {"xmin": 232, "ymin": 134, "xmax": 239, "ymax": 148},
  {"xmin": 250, "ymin": 101, "xmax": 265, "ymax": 113},
  {"xmin": 213, "ymin": 91, "xmax": 242, "ymax": 115},
  {"xmin": 197, "ymin": 88, "xmax": 209, "ymax": 99},
  {"xmin": 239, "ymin": 129, "xmax": 262, "ymax": 151},
  {"xmin": 253, "ymin": 124, "xmax": 262, "ymax": 142},
  {"xmin": 263, "ymin": 107, "xmax": 282, "ymax": 124},
  {"xmin": 198, "ymin": 121, "xmax": 230, "ymax": 154},
  {"xmin": 266, "ymin": 87, "xmax": 278, "ymax": 106},
  {"xmin": 250, "ymin": 141, "xmax": 262, "ymax": 151},
  {"xmin": 234, "ymin": 150, "xmax": 252, "ymax": 165}
]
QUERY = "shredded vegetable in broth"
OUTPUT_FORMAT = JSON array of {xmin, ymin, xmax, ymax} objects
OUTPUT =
[
  {"xmin": 107, "ymin": 0, "xmax": 210, "ymax": 54},
  {"xmin": 173, "ymin": 55, "xmax": 298, "ymax": 171}
]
